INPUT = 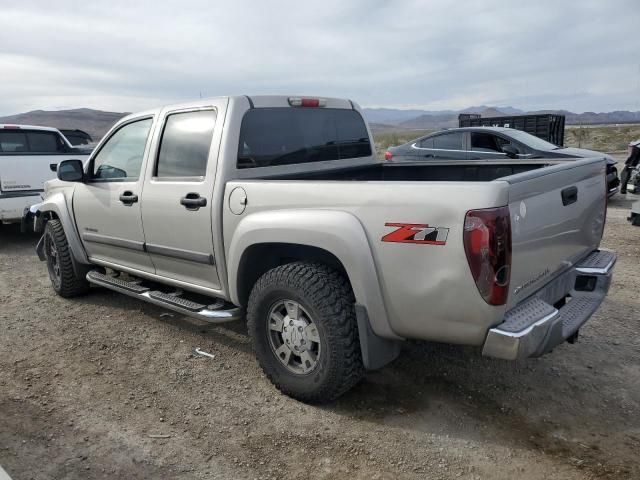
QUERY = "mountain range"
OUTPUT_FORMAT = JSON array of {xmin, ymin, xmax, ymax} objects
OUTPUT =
[
  {"xmin": 365, "ymin": 106, "xmax": 640, "ymax": 132},
  {"xmin": 1, "ymin": 106, "xmax": 639, "ymax": 141}
]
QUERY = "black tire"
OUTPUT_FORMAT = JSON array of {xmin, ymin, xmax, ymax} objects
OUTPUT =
[
  {"xmin": 247, "ymin": 261, "xmax": 364, "ymax": 403},
  {"xmin": 44, "ymin": 219, "xmax": 90, "ymax": 297}
]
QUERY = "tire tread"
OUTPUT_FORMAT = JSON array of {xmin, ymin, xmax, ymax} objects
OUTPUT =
[
  {"xmin": 45, "ymin": 219, "xmax": 90, "ymax": 298},
  {"xmin": 247, "ymin": 261, "xmax": 364, "ymax": 403}
]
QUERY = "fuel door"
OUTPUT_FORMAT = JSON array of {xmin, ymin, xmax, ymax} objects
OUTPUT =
[{"xmin": 229, "ymin": 187, "xmax": 247, "ymax": 215}]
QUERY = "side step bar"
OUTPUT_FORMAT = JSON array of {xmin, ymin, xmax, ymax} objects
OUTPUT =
[{"xmin": 86, "ymin": 271, "xmax": 242, "ymax": 323}]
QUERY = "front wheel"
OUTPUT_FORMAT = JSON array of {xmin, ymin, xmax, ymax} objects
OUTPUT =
[
  {"xmin": 44, "ymin": 219, "xmax": 90, "ymax": 297},
  {"xmin": 247, "ymin": 262, "xmax": 364, "ymax": 403}
]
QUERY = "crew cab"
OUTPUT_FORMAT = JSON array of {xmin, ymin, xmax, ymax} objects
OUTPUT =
[
  {"xmin": 0, "ymin": 124, "xmax": 91, "ymax": 224},
  {"xmin": 384, "ymin": 127, "xmax": 620, "ymax": 196},
  {"xmin": 27, "ymin": 96, "xmax": 615, "ymax": 402}
]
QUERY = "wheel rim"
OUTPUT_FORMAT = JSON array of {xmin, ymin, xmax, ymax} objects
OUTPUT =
[
  {"xmin": 45, "ymin": 233, "xmax": 61, "ymax": 286},
  {"xmin": 267, "ymin": 299, "xmax": 321, "ymax": 375}
]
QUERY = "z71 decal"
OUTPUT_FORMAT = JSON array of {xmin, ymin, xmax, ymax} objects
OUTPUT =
[{"xmin": 382, "ymin": 223, "xmax": 449, "ymax": 245}]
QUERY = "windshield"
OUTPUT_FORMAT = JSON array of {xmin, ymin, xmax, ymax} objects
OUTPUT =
[
  {"xmin": 237, "ymin": 108, "xmax": 371, "ymax": 169},
  {"xmin": 504, "ymin": 130, "xmax": 559, "ymax": 150}
]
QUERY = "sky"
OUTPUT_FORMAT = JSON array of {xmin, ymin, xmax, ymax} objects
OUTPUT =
[{"xmin": 1, "ymin": 0, "xmax": 639, "ymax": 116}]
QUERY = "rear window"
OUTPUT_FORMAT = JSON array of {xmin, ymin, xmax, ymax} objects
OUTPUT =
[
  {"xmin": 433, "ymin": 132, "xmax": 463, "ymax": 150},
  {"xmin": 237, "ymin": 108, "xmax": 371, "ymax": 169}
]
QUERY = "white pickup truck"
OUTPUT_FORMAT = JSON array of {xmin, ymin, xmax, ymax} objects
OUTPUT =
[
  {"xmin": 0, "ymin": 124, "xmax": 91, "ymax": 224},
  {"xmin": 27, "ymin": 96, "xmax": 616, "ymax": 403}
]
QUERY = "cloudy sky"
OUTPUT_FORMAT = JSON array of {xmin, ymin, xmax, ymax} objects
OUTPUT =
[{"xmin": 1, "ymin": 0, "xmax": 639, "ymax": 115}]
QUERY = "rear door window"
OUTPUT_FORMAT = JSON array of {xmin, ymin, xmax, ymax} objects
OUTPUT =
[
  {"xmin": 418, "ymin": 137, "xmax": 434, "ymax": 148},
  {"xmin": 155, "ymin": 110, "xmax": 217, "ymax": 178},
  {"xmin": 26, "ymin": 131, "xmax": 66, "ymax": 153},
  {"xmin": 237, "ymin": 108, "xmax": 371, "ymax": 168},
  {"xmin": 433, "ymin": 132, "xmax": 463, "ymax": 150}
]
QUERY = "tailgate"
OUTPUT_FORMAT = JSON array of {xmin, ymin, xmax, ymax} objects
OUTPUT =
[{"xmin": 505, "ymin": 158, "xmax": 606, "ymax": 309}]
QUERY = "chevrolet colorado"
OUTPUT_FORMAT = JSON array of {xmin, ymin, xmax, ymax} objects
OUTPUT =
[{"xmin": 27, "ymin": 95, "xmax": 616, "ymax": 402}]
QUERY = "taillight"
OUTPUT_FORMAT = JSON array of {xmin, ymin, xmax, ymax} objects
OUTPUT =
[
  {"xmin": 288, "ymin": 97, "xmax": 326, "ymax": 107},
  {"xmin": 384, "ymin": 151, "xmax": 392, "ymax": 161},
  {"xmin": 463, "ymin": 207, "xmax": 512, "ymax": 306}
]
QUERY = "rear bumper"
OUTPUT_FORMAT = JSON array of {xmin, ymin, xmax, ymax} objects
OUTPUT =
[{"xmin": 482, "ymin": 250, "xmax": 616, "ymax": 360}]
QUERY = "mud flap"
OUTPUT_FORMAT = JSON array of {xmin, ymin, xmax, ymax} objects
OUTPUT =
[
  {"xmin": 355, "ymin": 304, "xmax": 401, "ymax": 370},
  {"xmin": 35, "ymin": 235, "xmax": 46, "ymax": 261}
]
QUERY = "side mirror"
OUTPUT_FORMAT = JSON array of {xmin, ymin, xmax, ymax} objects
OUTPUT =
[
  {"xmin": 501, "ymin": 144, "xmax": 519, "ymax": 158},
  {"xmin": 57, "ymin": 159, "xmax": 85, "ymax": 182}
]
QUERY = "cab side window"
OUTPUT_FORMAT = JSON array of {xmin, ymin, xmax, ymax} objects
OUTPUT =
[
  {"xmin": 155, "ymin": 110, "xmax": 217, "ymax": 178},
  {"xmin": 91, "ymin": 118, "xmax": 153, "ymax": 181},
  {"xmin": 26, "ymin": 131, "xmax": 67, "ymax": 153}
]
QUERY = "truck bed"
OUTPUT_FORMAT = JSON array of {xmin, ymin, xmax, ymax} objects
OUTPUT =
[{"xmin": 224, "ymin": 157, "xmax": 607, "ymax": 346}]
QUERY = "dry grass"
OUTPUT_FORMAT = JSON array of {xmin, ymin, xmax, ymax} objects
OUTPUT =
[{"xmin": 564, "ymin": 124, "xmax": 640, "ymax": 152}]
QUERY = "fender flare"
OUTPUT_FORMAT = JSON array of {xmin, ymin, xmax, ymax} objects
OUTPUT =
[
  {"xmin": 227, "ymin": 209, "xmax": 399, "ymax": 341},
  {"xmin": 33, "ymin": 190, "xmax": 89, "ymax": 266}
]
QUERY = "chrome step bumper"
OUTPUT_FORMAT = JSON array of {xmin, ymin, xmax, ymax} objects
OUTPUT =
[
  {"xmin": 482, "ymin": 250, "xmax": 616, "ymax": 360},
  {"xmin": 86, "ymin": 271, "xmax": 242, "ymax": 323}
]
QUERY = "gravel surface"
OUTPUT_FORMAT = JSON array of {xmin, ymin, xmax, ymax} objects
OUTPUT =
[{"xmin": 0, "ymin": 194, "xmax": 638, "ymax": 480}]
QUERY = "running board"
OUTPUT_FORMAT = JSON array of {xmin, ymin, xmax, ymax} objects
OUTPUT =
[{"xmin": 86, "ymin": 271, "xmax": 242, "ymax": 323}]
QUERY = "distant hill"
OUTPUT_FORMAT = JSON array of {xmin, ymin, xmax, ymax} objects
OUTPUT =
[
  {"xmin": 458, "ymin": 105, "xmax": 524, "ymax": 115},
  {"xmin": 398, "ymin": 113, "xmax": 459, "ymax": 130},
  {"xmin": 363, "ymin": 108, "xmax": 453, "ymax": 124},
  {"xmin": 363, "ymin": 106, "xmax": 640, "ymax": 130},
  {"xmin": 0, "ymin": 108, "xmax": 128, "ymax": 142},
  {"xmin": 529, "ymin": 110, "xmax": 640, "ymax": 125}
]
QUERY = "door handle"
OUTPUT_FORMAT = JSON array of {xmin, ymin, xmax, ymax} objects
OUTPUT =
[
  {"xmin": 119, "ymin": 191, "xmax": 138, "ymax": 205},
  {"xmin": 561, "ymin": 186, "xmax": 578, "ymax": 206},
  {"xmin": 180, "ymin": 192, "xmax": 207, "ymax": 210}
]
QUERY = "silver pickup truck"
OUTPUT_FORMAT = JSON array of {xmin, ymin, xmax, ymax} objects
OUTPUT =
[{"xmin": 27, "ymin": 95, "xmax": 616, "ymax": 403}]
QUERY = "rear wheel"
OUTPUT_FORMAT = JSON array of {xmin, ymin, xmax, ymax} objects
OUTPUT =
[
  {"xmin": 247, "ymin": 261, "xmax": 364, "ymax": 403},
  {"xmin": 44, "ymin": 219, "xmax": 90, "ymax": 297}
]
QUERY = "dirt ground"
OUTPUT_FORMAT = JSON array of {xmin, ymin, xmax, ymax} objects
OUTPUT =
[{"xmin": 1, "ymin": 194, "xmax": 638, "ymax": 480}]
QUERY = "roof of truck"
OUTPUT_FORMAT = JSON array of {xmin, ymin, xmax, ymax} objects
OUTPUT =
[
  {"xmin": 118, "ymin": 95, "xmax": 357, "ymax": 123},
  {"xmin": 0, "ymin": 124, "xmax": 62, "ymax": 132}
]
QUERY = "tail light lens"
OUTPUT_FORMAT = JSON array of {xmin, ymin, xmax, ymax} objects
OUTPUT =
[
  {"xmin": 463, "ymin": 207, "xmax": 512, "ymax": 306},
  {"xmin": 384, "ymin": 151, "xmax": 392, "ymax": 161}
]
